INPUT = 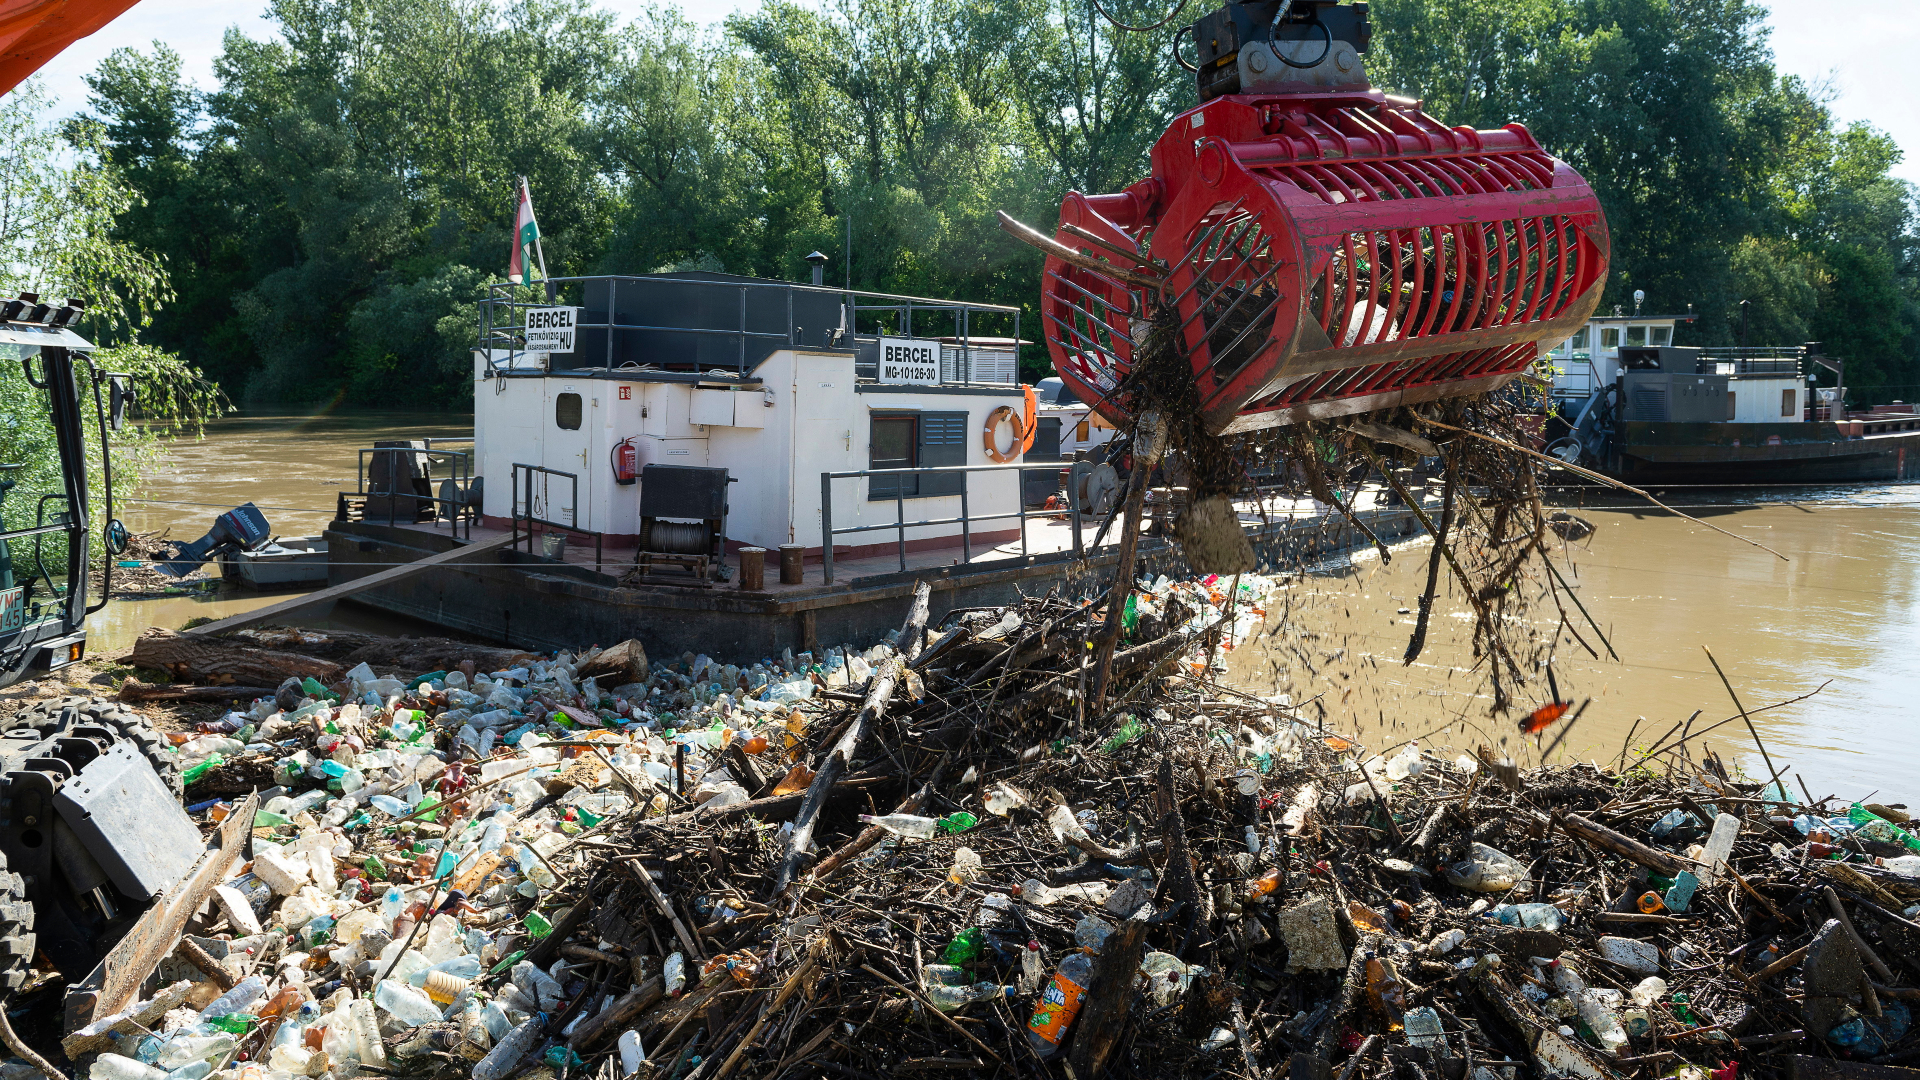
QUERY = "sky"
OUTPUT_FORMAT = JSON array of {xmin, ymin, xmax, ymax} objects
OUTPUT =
[{"xmin": 24, "ymin": 0, "xmax": 1920, "ymax": 187}]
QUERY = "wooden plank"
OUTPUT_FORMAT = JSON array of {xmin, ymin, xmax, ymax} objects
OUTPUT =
[{"xmin": 184, "ymin": 532, "xmax": 516, "ymax": 637}]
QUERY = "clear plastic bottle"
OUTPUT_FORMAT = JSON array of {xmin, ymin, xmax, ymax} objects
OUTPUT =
[
  {"xmin": 457, "ymin": 999, "xmax": 494, "ymax": 1061},
  {"xmin": 927, "ymin": 982, "xmax": 1012, "ymax": 1012},
  {"xmin": 857, "ymin": 813, "xmax": 939, "ymax": 840},
  {"xmin": 1880, "ymin": 854, "xmax": 1920, "ymax": 878},
  {"xmin": 156, "ymin": 1032, "xmax": 236, "ymax": 1070},
  {"xmin": 511, "ymin": 960, "xmax": 565, "ymax": 1011},
  {"xmin": 1577, "ymin": 990, "xmax": 1629, "ymax": 1055},
  {"xmin": 198, "ymin": 975, "xmax": 267, "ymax": 1020},
  {"xmin": 1026, "ymin": 949, "xmax": 1095, "ymax": 1058},
  {"xmin": 89, "ymin": 1056, "xmax": 169, "ymax": 1080},
  {"xmin": 472, "ymin": 1016, "xmax": 543, "ymax": 1080},
  {"xmin": 1699, "ymin": 814, "xmax": 1740, "ymax": 882},
  {"xmin": 348, "ymin": 998, "xmax": 389, "ymax": 1068},
  {"xmin": 373, "ymin": 979, "xmax": 445, "ymax": 1026}
]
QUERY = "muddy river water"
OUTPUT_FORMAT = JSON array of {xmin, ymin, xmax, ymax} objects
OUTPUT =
[
  {"xmin": 1223, "ymin": 486, "xmax": 1920, "ymax": 806},
  {"xmin": 108, "ymin": 413, "xmax": 1919, "ymax": 803}
]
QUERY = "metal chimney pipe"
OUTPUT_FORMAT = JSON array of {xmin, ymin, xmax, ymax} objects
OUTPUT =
[{"xmin": 805, "ymin": 250, "xmax": 828, "ymax": 287}]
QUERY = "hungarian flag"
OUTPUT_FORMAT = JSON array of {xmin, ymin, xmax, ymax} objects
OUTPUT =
[{"xmin": 507, "ymin": 177, "xmax": 545, "ymax": 284}]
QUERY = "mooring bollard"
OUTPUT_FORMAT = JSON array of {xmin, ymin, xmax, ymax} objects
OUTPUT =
[
  {"xmin": 739, "ymin": 546, "xmax": 766, "ymax": 591},
  {"xmin": 779, "ymin": 543, "xmax": 803, "ymax": 585}
]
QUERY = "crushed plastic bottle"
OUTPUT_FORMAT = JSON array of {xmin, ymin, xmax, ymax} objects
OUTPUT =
[
  {"xmin": 947, "ymin": 846, "xmax": 983, "ymax": 885},
  {"xmin": 1445, "ymin": 843, "xmax": 1527, "ymax": 892},
  {"xmin": 1488, "ymin": 902, "xmax": 1566, "ymax": 930}
]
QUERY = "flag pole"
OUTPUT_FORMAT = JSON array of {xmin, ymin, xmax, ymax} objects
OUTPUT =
[{"xmin": 524, "ymin": 176, "xmax": 550, "ymax": 283}]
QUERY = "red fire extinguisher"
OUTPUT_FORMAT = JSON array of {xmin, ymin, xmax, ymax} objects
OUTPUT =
[{"xmin": 612, "ymin": 437, "xmax": 639, "ymax": 486}]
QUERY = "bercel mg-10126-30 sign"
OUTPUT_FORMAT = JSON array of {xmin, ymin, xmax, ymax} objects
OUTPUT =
[{"xmin": 878, "ymin": 337, "xmax": 940, "ymax": 385}]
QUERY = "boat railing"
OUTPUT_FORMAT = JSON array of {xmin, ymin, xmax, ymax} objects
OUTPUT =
[
  {"xmin": 819, "ymin": 462, "xmax": 1095, "ymax": 585},
  {"xmin": 477, "ymin": 274, "xmax": 1023, "ymax": 385},
  {"xmin": 510, "ymin": 463, "xmax": 603, "ymax": 573},
  {"xmin": 342, "ymin": 446, "xmax": 476, "ymax": 541}
]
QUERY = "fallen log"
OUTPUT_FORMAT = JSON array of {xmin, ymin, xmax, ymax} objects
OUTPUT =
[
  {"xmin": 1530, "ymin": 809, "xmax": 1687, "ymax": 877},
  {"xmin": 124, "ymin": 627, "xmax": 342, "ymax": 687},
  {"xmin": 231, "ymin": 628, "xmax": 535, "ymax": 672},
  {"xmin": 117, "ymin": 679, "xmax": 276, "ymax": 704},
  {"xmin": 577, "ymin": 638, "xmax": 649, "ymax": 687}
]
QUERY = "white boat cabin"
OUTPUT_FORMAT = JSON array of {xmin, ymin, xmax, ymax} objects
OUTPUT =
[
  {"xmin": 1546, "ymin": 311, "xmax": 1809, "ymax": 424},
  {"xmin": 469, "ymin": 271, "xmax": 1034, "ymax": 558}
]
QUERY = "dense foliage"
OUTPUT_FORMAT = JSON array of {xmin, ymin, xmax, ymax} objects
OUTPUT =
[
  {"xmin": 66, "ymin": 0, "xmax": 1920, "ymax": 402},
  {"xmin": 0, "ymin": 82, "xmax": 226, "ymax": 583}
]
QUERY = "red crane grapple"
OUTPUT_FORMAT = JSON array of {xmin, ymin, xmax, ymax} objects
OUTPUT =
[{"xmin": 1042, "ymin": 0, "xmax": 1609, "ymax": 435}]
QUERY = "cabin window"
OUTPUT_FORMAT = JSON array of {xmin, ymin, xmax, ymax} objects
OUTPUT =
[
  {"xmin": 869, "ymin": 411, "xmax": 968, "ymax": 499},
  {"xmin": 1570, "ymin": 327, "xmax": 1590, "ymax": 350},
  {"xmin": 1728, "ymin": 391, "xmax": 1737, "ymax": 420},
  {"xmin": 1600, "ymin": 328, "xmax": 1621, "ymax": 350},
  {"xmin": 555, "ymin": 393, "xmax": 582, "ymax": 430},
  {"xmin": 1651, "ymin": 326, "xmax": 1672, "ymax": 346},
  {"xmin": 1626, "ymin": 325, "xmax": 1647, "ymax": 346},
  {"xmin": 1783, "ymin": 389, "xmax": 1797, "ymax": 417}
]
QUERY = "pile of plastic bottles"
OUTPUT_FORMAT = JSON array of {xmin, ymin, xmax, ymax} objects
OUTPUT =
[{"xmin": 88, "ymin": 640, "xmax": 891, "ymax": 1080}]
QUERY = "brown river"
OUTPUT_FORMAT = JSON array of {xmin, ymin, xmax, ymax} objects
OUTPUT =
[{"xmin": 107, "ymin": 413, "xmax": 1918, "ymax": 804}]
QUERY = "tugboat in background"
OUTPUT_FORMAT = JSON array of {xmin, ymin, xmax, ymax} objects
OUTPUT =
[{"xmin": 1542, "ymin": 294, "xmax": 1920, "ymax": 484}]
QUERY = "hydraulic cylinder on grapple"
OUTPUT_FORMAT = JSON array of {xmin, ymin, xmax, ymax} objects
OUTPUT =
[{"xmin": 1040, "ymin": 0, "xmax": 1609, "ymax": 434}]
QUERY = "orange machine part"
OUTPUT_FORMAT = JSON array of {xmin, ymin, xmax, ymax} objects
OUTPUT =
[{"xmin": 0, "ymin": 0, "xmax": 145, "ymax": 97}]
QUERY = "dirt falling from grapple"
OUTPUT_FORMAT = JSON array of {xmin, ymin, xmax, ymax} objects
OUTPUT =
[{"xmin": 1107, "ymin": 310, "xmax": 1591, "ymax": 718}]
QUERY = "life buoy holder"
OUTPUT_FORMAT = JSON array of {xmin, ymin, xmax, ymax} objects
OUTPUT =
[{"xmin": 983, "ymin": 405, "xmax": 1025, "ymax": 463}]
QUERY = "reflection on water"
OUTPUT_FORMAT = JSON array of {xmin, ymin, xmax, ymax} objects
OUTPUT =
[
  {"xmin": 1223, "ymin": 484, "xmax": 1920, "ymax": 804},
  {"xmin": 97, "ymin": 411, "xmax": 472, "ymax": 654}
]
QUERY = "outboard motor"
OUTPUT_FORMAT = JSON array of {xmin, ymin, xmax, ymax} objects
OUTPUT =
[{"xmin": 154, "ymin": 502, "xmax": 271, "ymax": 577}]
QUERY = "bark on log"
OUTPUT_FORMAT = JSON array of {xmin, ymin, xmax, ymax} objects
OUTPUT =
[
  {"xmin": 772, "ymin": 581, "xmax": 930, "ymax": 896},
  {"xmin": 1532, "ymin": 810, "xmax": 1687, "ymax": 876},
  {"xmin": 1068, "ymin": 915, "xmax": 1149, "ymax": 1077},
  {"xmin": 567, "ymin": 976, "xmax": 665, "ymax": 1051},
  {"xmin": 117, "ymin": 679, "xmax": 277, "ymax": 704},
  {"xmin": 227, "ymin": 628, "xmax": 535, "ymax": 672},
  {"xmin": 578, "ymin": 639, "xmax": 650, "ymax": 687},
  {"xmin": 125, "ymin": 628, "xmax": 342, "ymax": 687}
]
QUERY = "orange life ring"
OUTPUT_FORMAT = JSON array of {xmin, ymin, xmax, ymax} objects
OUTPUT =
[{"xmin": 983, "ymin": 405, "xmax": 1025, "ymax": 462}]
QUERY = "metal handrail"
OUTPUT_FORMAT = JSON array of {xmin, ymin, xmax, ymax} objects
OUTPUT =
[
  {"xmin": 351, "ymin": 447, "xmax": 474, "ymax": 541},
  {"xmin": 477, "ymin": 274, "xmax": 1023, "ymax": 383},
  {"xmin": 510, "ymin": 463, "xmax": 603, "ymax": 573},
  {"xmin": 820, "ymin": 461, "xmax": 1098, "ymax": 585}
]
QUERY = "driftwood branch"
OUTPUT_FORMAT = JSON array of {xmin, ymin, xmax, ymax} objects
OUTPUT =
[{"xmin": 773, "ymin": 581, "xmax": 931, "ymax": 896}]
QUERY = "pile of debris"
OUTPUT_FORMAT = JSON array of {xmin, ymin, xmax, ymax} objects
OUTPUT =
[{"xmin": 37, "ymin": 574, "xmax": 1920, "ymax": 1080}]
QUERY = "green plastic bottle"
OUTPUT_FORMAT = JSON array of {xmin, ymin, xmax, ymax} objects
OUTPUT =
[
  {"xmin": 942, "ymin": 927, "xmax": 984, "ymax": 965},
  {"xmin": 181, "ymin": 754, "xmax": 223, "ymax": 785}
]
